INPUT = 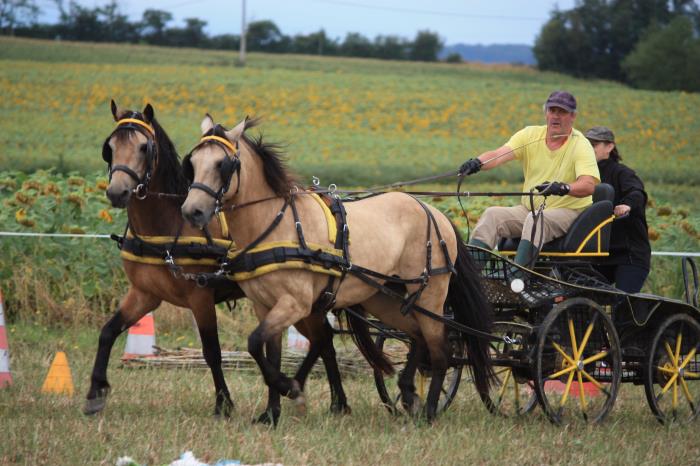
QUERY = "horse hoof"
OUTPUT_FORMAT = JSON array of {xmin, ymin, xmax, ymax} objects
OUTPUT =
[
  {"xmin": 83, "ymin": 387, "xmax": 110, "ymax": 415},
  {"xmin": 214, "ymin": 399, "xmax": 234, "ymax": 418},
  {"xmin": 330, "ymin": 403, "xmax": 352, "ymax": 415},
  {"xmin": 287, "ymin": 379, "xmax": 302, "ymax": 399},
  {"xmin": 253, "ymin": 410, "xmax": 279, "ymax": 426},
  {"xmin": 83, "ymin": 396, "xmax": 107, "ymax": 415},
  {"xmin": 293, "ymin": 393, "xmax": 307, "ymax": 417}
]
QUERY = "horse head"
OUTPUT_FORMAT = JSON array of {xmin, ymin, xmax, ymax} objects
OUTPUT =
[
  {"xmin": 181, "ymin": 114, "xmax": 248, "ymax": 229},
  {"xmin": 102, "ymin": 100, "xmax": 159, "ymax": 207}
]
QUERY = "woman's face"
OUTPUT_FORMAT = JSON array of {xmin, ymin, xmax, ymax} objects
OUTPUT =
[{"xmin": 590, "ymin": 140, "xmax": 615, "ymax": 162}]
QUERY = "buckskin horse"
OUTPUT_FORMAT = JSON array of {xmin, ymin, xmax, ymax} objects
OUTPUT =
[
  {"xmin": 86, "ymin": 101, "xmax": 362, "ymax": 424},
  {"xmin": 181, "ymin": 115, "xmax": 495, "ymax": 421}
]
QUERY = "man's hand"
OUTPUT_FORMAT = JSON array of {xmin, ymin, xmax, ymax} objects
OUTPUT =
[
  {"xmin": 459, "ymin": 158, "xmax": 482, "ymax": 176},
  {"xmin": 614, "ymin": 204, "xmax": 631, "ymax": 217},
  {"xmin": 535, "ymin": 181, "xmax": 570, "ymax": 196}
]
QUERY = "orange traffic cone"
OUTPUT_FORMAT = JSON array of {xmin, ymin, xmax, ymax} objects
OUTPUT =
[
  {"xmin": 0, "ymin": 288, "xmax": 12, "ymax": 388},
  {"xmin": 41, "ymin": 351, "xmax": 74, "ymax": 395},
  {"xmin": 122, "ymin": 312, "xmax": 156, "ymax": 359}
]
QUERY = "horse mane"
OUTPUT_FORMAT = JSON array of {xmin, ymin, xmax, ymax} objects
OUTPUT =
[
  {"xmin": 210, "ymin": 119, "xmax": 298, "ymax": 199},
  {"xmin": 119, "ymin": 110, "xmax": 189, "ymax": 197}
]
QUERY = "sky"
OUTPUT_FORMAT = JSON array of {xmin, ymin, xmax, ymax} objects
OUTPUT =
[{"xmin": 37, "ymin": 0, "xmax": 577, "ymax": 45}]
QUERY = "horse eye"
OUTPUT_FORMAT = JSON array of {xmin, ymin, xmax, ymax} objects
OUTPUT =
[
  {"xmin": 215, "ymin": 160, "xmax": 223, "ymax": 169},
  {"xmin": 139, "ymin": 143, "xmax": 148, "ymax": 153}
]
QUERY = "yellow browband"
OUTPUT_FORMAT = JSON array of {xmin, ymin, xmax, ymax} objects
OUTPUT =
[
  {"xmin": 200, "ymin": 135, "xmax": 237, "ymax": 154},
  {"xmin": 115, "ymin": 118, "xmax": 155, "ymax": 136}
]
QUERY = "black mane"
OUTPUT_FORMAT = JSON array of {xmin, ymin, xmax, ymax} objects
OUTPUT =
[{"xmin": 207, "ymin": 120, "xmax": 297, "ymax": 198}]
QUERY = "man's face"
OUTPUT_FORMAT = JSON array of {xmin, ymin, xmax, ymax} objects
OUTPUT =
[{"xmin": 545, "ymin": 106, "xmax": 576, "ymax": 137}]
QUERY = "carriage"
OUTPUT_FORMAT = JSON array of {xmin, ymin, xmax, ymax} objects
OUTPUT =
[
  {"xmin": 95, "ymin": 103, "xmax": 700, "ymax": 426},
  {"xmin": 367, "ymin": 185, "xmax": 700, "ymax": 425}
]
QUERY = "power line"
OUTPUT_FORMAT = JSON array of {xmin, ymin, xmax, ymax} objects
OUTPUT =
[{"xmin": 310, "ymin": 0, "xmax": 547, "ymax": 22}]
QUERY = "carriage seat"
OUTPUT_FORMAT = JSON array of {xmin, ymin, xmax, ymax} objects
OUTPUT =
[{"xmin": 498, "ymin": 183, "xmax": 615, "ymax": 257}]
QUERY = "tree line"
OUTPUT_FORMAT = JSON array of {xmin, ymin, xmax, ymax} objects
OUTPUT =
[
  {"xmin": 1, "ymin": 0, "xmax": 444, "ymax": 61},
  {"xmin": 534, "ymin": 0, "xmax": 700, "ymax": 91}
]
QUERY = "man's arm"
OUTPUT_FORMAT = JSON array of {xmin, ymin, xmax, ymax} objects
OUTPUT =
[
  {"xmin": 477, "ymin": 145, "xmax": 515, "ymax": 171},
  {"xmin": 568, "ymin": 175, "xmax": 597, "ymax": 197}
]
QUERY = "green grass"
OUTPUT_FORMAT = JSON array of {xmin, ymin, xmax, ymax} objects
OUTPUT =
[{"xmin": 2, "ymin": 321, "xmax": 700, "ymax": 465}]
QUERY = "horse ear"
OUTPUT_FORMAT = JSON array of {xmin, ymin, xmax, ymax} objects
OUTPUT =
[
  {"xmin": 143, "ymin": 103, "xmax": 154, "ymax": 123},
  {"xmin": 200, "ymin": 113, "xmax": 215, "ymax": 135},
  {"xmin": 110, "ymin": 99, "xmax": 119, "ymax": 121},
  {"xmin": 225, "ymin": 117, "xmax": 248, "ymax": 142}
]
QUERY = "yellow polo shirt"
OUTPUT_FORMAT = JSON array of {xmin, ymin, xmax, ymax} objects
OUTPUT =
[{"xmin": 506, "ymin": 126, "xmax": 599, "ymax": 210}]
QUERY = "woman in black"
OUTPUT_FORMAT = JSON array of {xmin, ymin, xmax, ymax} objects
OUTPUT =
[{"xmin": 586, "ymin": 126, "xmax": 651, "ymax": 293}]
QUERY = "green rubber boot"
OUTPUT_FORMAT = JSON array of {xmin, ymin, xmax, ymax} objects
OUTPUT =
[{"xmin": 467, "ymin": 238, "xmax": 491, "ymax": 268}]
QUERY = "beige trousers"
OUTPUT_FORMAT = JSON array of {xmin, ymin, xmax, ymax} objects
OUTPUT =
[{"xmin": 471, "ymin": 204, "xmax": 582, "ymax": 249}]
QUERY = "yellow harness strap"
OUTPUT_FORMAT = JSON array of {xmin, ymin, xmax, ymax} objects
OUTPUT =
[
  {"xmin": 115, "ymin": 118, "xmax": 155, "ymax": 136},
  {"xmin": 119, "ymin": 229, "xmax": 237, "ymax": 265},
  {"xmin": 309, "ymin": 193, "xmax": 337, "ymax": 244},
  {"xmin": 200, "ymin": 135, "xmax": 237, "ymax": 153},
  {"xmin": 216, "ymin": 211, "xmax": 229, "ymax": 238}
]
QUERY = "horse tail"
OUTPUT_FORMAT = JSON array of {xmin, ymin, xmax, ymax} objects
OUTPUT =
[
  {"xmin": 345, "ymin": 306, "xmax": 395, "ymax": 376},
  {"xmin": 447, "ymin": 221, "xmax": 496, "ymax": 396}
]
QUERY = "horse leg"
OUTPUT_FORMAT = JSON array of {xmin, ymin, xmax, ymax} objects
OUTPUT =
[
  {"xmin": 254, "ymin": 335, "xmax": 283, "ymax": 426},
  {"xmin": 422, "ymin": 332, "xmax": 448, "ymax": 422},
  {"xmin": 84, "ymin": 289, "xmax": 160, "ymax": 415},
  {"xmin": 191, "ymin": 305, "xmax": 234, "ymax": 418},
  {"xmin": 295, "ymin": 315, "xmax": 351, "ymax": 415},
  {"xmin": 398, "ymin": 341, "xmax": 424, "ymax": 416},
  {"xmin": 248, "ymin": 298, "xmax": 307, "ymax": 401}
]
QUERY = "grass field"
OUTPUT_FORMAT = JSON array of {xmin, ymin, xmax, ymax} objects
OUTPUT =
[
  {"xmin": 3, "ymin": 312, "xmax": 700, "ymax": 466},
  {"xmin": 1, "ymin": 36, "xmax": 700, "ymax": 465}
]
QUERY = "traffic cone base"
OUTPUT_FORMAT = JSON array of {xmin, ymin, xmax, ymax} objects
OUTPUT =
[
  {"xmin": 0, "ymin": 288, "xmax": 11, "ymax": 388},
  {"xmin": 41, "ymin": 351, "xmax": 74, "ymax": 396},
  {"xmin": 122, "ymin": 312, "xmax": 156, "ymax": 359}
]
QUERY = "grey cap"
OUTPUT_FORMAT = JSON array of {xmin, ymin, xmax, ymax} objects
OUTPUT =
[
  {"xmin": 585, "ymin": 126, "xmax": 615, "ymax": 142},
  {"xmin": 544, "ymin": 91, "xmax": 577, "ymax": 113}
]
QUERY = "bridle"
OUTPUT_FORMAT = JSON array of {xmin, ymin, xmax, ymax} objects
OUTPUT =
[
  {"xmin": 102, "ymin": 116, "xmax": 157, "ymax": 200},
  {"xmin": 183, "ymin": 133, "xmax": 242, "ymax": 212}
]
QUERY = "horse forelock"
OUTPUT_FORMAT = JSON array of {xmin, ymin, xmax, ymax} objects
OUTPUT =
[{"xmin": 201, "ymin": 120, "xmax": 297, "ymax": 199}]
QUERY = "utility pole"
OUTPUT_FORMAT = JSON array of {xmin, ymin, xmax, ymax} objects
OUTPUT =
[{"xmin": 238, "ymin": 0, "xmax": 246, "ymax": 66}]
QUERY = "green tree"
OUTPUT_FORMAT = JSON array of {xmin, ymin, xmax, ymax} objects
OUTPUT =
[
  {"xmin": 373, "ymin": 35, "xmax": 407, "ymax": 60},
  {"xmin": 409, "ymin": 30, "xmax": 442, "ymax": 61},
  {"xmin": 140, "ymin": 9, "xmax": 172, "ymax": 45},
  {"xmin": 246, "ymin": 20, "xmax": 287, "ymax": 52},
  {"xmin": 623, "ymin": 16, "xmax": 700, "ymax": 91},
  {"xmin": 0, "ymin": 0, "xmax": 39, "ymax": 33},
  {"xmin": 340, "ymin": 32, "xmax": 373, "ymax": 57}
]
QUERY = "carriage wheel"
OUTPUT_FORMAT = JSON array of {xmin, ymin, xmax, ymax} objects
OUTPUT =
[
  {"xmin": 534, "ymin": 297, "xmax": 621, "ymax": 424},
  {"xmin": 481, "ymin": 322, "xmax": 538, "ymax": 417},
  {"xmin": 644, "ymin": 314, "xmax": 700, "ymax": 424},
  {"xmin": 373, "ymin": 333, "xmax": 463, "ymax": 415}
]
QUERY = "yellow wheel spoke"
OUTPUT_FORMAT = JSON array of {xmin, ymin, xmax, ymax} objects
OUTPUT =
[
  {"xmin": 664, "ymin": 342, "xmax": 676, "ymax": 367},
  {"xmin": 513, "ymin": 376, "xmax": 521, "ymax": 411},
  {"xmin": 679, "ymin": 348, "xmax": 697, "ymax": 370},
  {"xmin": 673, "ymin": 376, "xmax": 679, "ymax": 410},
  {"xmin": 580, "ymin": 370, "xmax": 608, "ymax": 395},
  {"xmin": 568, "ymin": 319, "xmax": 579, "ymax": 360},
  {"xmin": 577, "ymin": 371, "xmax": 588, "ymax": 411},
  {"xmin": 547, "ymin": 363, "xmax": 576, "ymax": 380},
  {"xmin": 679, "ymin": 376, "xmax": 695, "ymax": 409},
  {"xmin": 552, "ymin": 342, "xmax": 576, "ymax": 366},
  {"xmin": 661, "ymin": 373, "xmax": 679, "ymax": 395},
  {"xmin": 498, "ymin": 369, "xmax": 512, "ymax": 401},
  {"xmin": 559, "ymin": 370, "xmax": 576, "ymax": 407},
  {"xmin": 576, "ymin": 314, "xmax": 599, "ymax": 360},
  {"xmin": 675, "ymin": 331, "xmax": 683, "ymax": 367},
  {"xmin": 582, "ymin": 350, "xmax": 609, "ymax": 366},
  {"xmin": 656, "ymin": 365, "xmax": 677, "ymax": 375},
  {"xmin": 684, "ymin": 371, "xmax": 700, "ymax": 379}
]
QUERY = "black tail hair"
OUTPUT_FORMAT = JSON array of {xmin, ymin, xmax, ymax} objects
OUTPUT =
[
  {"xmin": 344, "ymin": 306, "xmax": 395, "ymax": 375},
  {"xmin": 447, "ymin": 221, "xmax": 496, "ymax": 396}
]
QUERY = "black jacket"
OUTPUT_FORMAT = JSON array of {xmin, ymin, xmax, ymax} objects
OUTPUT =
[{"xmin": 598, "ymin": 158, "xmax": 651, "ymax": 270}]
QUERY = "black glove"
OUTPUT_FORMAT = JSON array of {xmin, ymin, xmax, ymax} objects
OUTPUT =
[
  {"xmin": 535, "ymin": 181, "xmax": 570, "ymax": 196},
  {"xmin": 459, "ymin": 158, "xmax": 482, "ymax": 176}
]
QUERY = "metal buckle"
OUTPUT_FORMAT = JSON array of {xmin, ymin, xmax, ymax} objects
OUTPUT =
[{"xmin": 134, "ymin": 184, "xmax": 148, "ymax": 200}]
